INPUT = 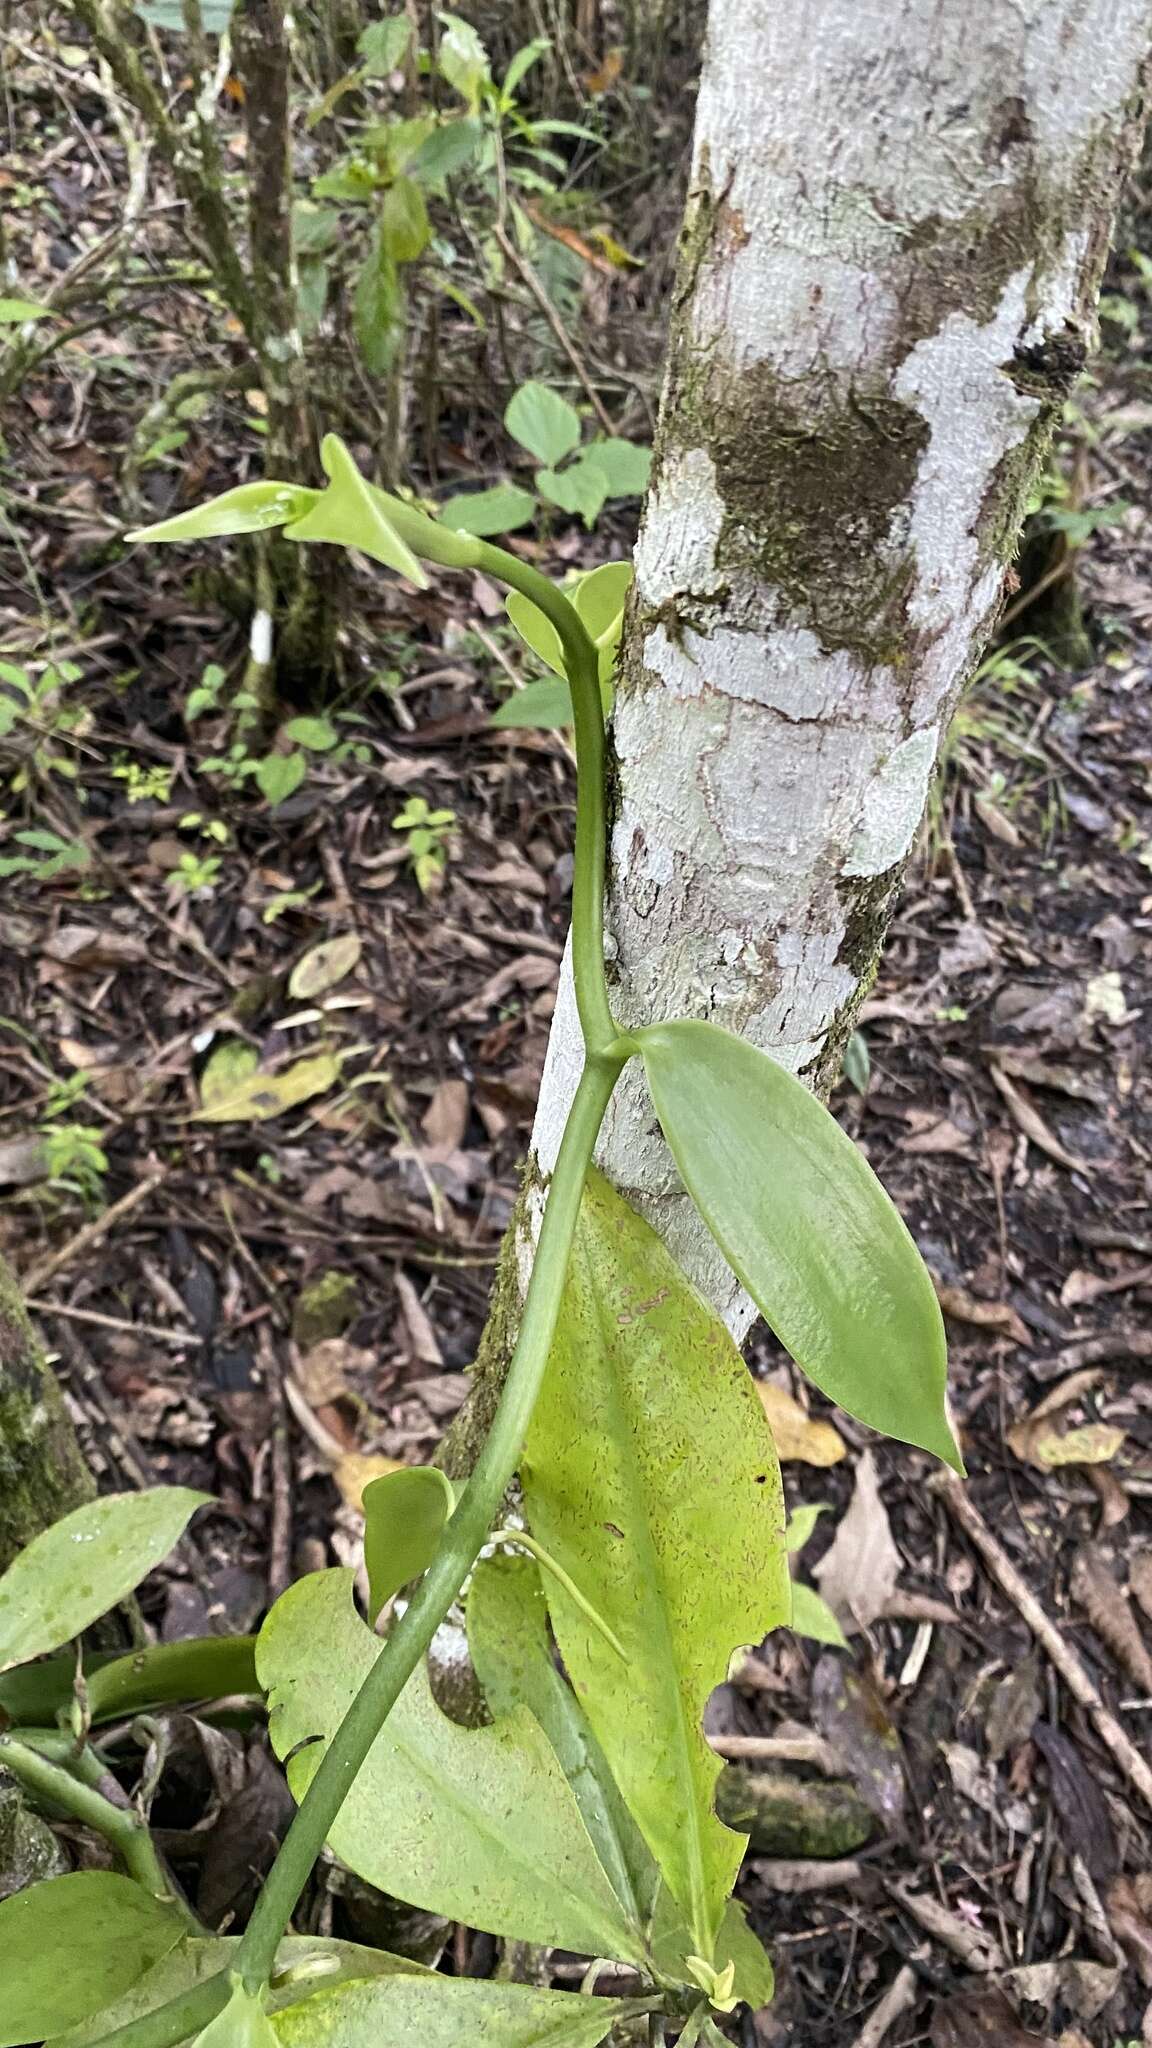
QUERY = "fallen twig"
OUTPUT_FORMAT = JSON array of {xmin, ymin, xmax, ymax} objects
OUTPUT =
[
  {"xmin": 933, "ymin": 1474, "xmax": 1152, "ymax": 1812},
  {"xmin": 849, "ymin": 1964, "xmax": 917, "ymax": 2048},
  {"xmin": 707, "ymin": 1732, "xmax": 841, "ymax": 1773},
  {"xmin": 20, "ymin": 1171, "xmax": 165, "ymax": 1295}
]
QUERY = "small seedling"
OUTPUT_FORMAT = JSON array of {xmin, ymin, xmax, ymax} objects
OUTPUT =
[{"xmin": 392, "ymin": 794, "xmax": 455, "ymax": 893}]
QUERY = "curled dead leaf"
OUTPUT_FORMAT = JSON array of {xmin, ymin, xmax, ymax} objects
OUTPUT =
[
  {"xmin": 934, "ymin": 1280, "xmax": 1031, "ymax": 1345},
  {"xmin": 288, "ymin": 932, "xmax": 362, "ymax": 1001},
  {"xmin": 1070, "ymin": 1544, "xmax": 1152, "ymax": 1694},
  {"xmin": 757, "ymin": 1382, "xmax": 846, "ymax": 1466},
  {"xmin": 813, "ymin": 1452, "xmax": 901, "ymax": 1630}
]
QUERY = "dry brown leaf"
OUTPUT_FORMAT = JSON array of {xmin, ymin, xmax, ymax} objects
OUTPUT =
[
  {"xmin": 898, "ymin": 1115, "xmax": 973, "ymax": 1157},
  {"xmin": 999, "ymin": 1959, "xmax": 1119, "ymax": 2025},
  {"xmin": 43, "ymin": 924, "xmax": 148, "ymax": 969},
  {"xmin": 0, "ymin": 1133, "xmax": 48, "ymax": 1187},
  {"xmin": 295, "ymin": 1338, "xmax": 372, "ymax": 1409},
  {"xmin": 1130, "ymin": 1552, "xmax": 1152, "ymax": 1625},
  {"xmin": 421, "ymin": 1077, "xmax": 470, "ymax": 1157},
  {"xmin": 934, "ymin": 1280, "xmax": 1031, "ymax": 1345},
  {"xmin": 288, "ymin": 932, "xmax": 362, "ymax": 1001},
  {"xmin": 931, "ymin": 1988, "xmax": 1057, "ymax": 2047},
  {"xmin": 333, "ymin": 1450, "xmax": 404, "ymax": 1513},
  {"xmin": 1062, "ymin": 1260, "xmax": 1152, "ymax": 1306},
  {"xmin": 1006, "ymin": 1371, "xmax": 1125, "ymax": 1472},
  {"xmin": 809, "ymin": 1654, "xmax": 905, "ymax": 1829},
  {"xmin": 989, "ymin": 1065, "xmax": 1091, "ymax": 1173},
  {"xmin": 814, "ymin": 1452, "xmax": 901, "ymax": 1630},
  {"xmin": 757, "ymin": 1382, "xmax": 846, "ymax": 1466},
  {"xmin": 1106, "ymin": 1874, "xmax": 1152, "ymax": 1987},
  {"xmin": 1084, "ymin": 1463, "xmax": 1130, "ymax": 1528},
  {"xmin": 394, "ymin": 1268, "xmax": 443, "ymax": 1368},
  {"xmin": 1070, "ymin": 1544, "xmax": 1152, "ymax": 1693}
]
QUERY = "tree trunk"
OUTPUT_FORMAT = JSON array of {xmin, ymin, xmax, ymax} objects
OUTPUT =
[
  {"xmin": 449, "ymin": 0, "xmax": 1151, "ymax": 1456},
  {"xmin": 0, "ymin": 1253, "xmax": 96, "ymax": 1574},
  {"xmin": 234, "ymin": 0, "xmax": 339, "ymax": 699}
]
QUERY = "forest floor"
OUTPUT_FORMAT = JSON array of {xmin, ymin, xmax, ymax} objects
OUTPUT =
[{"xmin": 4, "ymin": 61, "xmax": 1152, "ymax": 2048}]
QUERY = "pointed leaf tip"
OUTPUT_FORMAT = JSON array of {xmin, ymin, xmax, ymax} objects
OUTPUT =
[
  {"xmin": 637, "ymin": 1019, "xmax": 962, "ymax": 1471},
  {"xmin": 125, "ymin": 480, "xmax": 320, "ymax": 546}
]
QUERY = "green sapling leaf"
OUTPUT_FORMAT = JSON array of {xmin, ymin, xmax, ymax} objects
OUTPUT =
[
  {"xmin": 0, "ymin": 1488, "xmax": 211, "ymax": 1673},
  {"xmin": 536, "ymin": 457, "xmax": 608, "ymax": 529},
  {"xmin": 126, "ymin": 481, "xmax": 320, "ymax": 545},
  {"xmin": 274, "ymin": 1974, "xmax": 652, "ymax": 2047},
  {"xmin": 636, "ymin": 1018, "xmax": 962, "ymax": 1469},
  {"xmin": 522, "ymin": 1169, "xmax": 790, "ymax": 1955},
  {"xmin": 505, "ymin": 380, "xmax": 582, "ymax": 467},
  {"xmin": 362, "ymin": 1466, "xmax": 455, "ymax": 1622},
  {"xmin": 191, "ymin": 1978, "xmax": 277, "ymax": 2048},
  {"xmin": 0, "ymin": 1872, "xmax": 185, "ymax": 2048}
]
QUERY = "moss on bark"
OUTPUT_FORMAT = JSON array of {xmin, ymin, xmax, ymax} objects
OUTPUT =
[{"xmin": 0, "ymin": 1253, "xmax": 96, "ymax": 1575}]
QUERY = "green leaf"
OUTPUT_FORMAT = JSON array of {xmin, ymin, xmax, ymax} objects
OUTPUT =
[
  {"xmin": 255, "ymin": 751, "xmax": 307, "ymax": 805},
  {"xmin": 379, "ymin": 177, "xmax": 430, "ymax": 265},
  {"xmin": 285, "ymin": 436, "xmax": 428, "ymax": 586},
  {"xmin": 193, "ymin": 1981, "xmax": 277, "ymax": 2048},
  {"xmin": 48, "ymin": 1936, "xmax": 425, "ymax": 2048},
  {"xmin": 468, "ymin": 1553, "xmax": 659, "ymax": 1932},
  {"xmin": 505, "ymin": 588, "xmax": 565, "ymax": 675},
  {"xmin": 489, "ymin": 676, "xmax": 574, "ymax": 730},
  {"xmin": 356, "ymin": 15, "xmax": 412, "ymax": 74},
  {"xmin": 0, "ymin": 1872, "xmax": 184, "ymax": 2047},
  {"xmin": 502, "ymin": 35, "xmax": 550, "ymax": 98},
  {"xmin": 841, "ymin": 1029, "xmax": 870, "ymax": 1093},
  {"xmin": 438, "ymin": 483, "xmax": 537, "ymax": 536},
  {"xmin": 572, "ymin": 560, "xmax": 633, "ymax": 642},
  {"xmin": 580, "ymin": 439, "xmax": 652, "ymax": 497},
  {"xmin": 126, "ymin": 481, "xmax": 319, "ymax": 546},
  {"xmin": 283, "ymin": 716, "xmax": 339, "ymax": 752},
  {"xmin": 522, "ymin": 1170, "xmax": 790, "ymax": 1953},
  {"xmin": 199, "ymin": 1039, "xmax": 260, "ymax": 1113},
  {"xmin": 536, "ymin": 457, "xmax": 607, "ymax": 529},
  {"xmin": 362, "ymin": 1467, "xmax": 455, "ymax": 1622},
  {"xmin": 436, "ymin": 11, "xmax": 491, "ymax": 108},
  {"xmin": 649, "ymin": 1894, "xmax": 775, "ymax": 2013},
  {"xmin": 258, "ymin": 1570, "xmax": 643, "ymax": 1959},
  {"xmin": 0, "ymin": 1488, "xmax": 210, "ymax": 1673},
  {"xmin": 407, "ymin": 117, "xmax": 484, "ymax": 190},
  {"xmin": 636, "ymin": 1019, "xmax": 961, "ymax": 1469},
  {"xmin": 296, "ymin": 257, "xmax": 330, "ymax": 340},
  {"xmin": 275, "ymin": 1975, "xmax": 650, "ymax": 2046},
  {"xmin": 505, "ymin": 381, "xmax": 582, "ymax": 467},
  {"xmin": 788, "ymin": 1581, "xmax": 849, "ymax": 1649},
  {"xmin": 784, "ymin": 1504, "xmax": 829, "ymax": 1554},
  {"xmin": 0, "ymin": 297, "xmax": 52, "ymax": 324},
  {"xmin": 353, "ymin": 233, "xmax": 404, "ymax": 374}
]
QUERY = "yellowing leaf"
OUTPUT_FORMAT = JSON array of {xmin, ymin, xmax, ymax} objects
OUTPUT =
[
  {"xmin": 199, "ymin": 1039, "xmax": 259, "ymax": 1113},
  {"xmin": 194, "ymin": 1051, "xmax": 341, "ymax": 1123},
  {"xmin": 757, "ymin": 1383, "xmax": 846, "ymax": 1466},
  {"xmin": 1027, "ymin": 1423, "xmax": 1126, "ymax": 1469},
  {"xmin": 522, "ymin": 1170, "xmax": 789, "ymax": 1954},
  {"xmin": 258, "ymin": 1569, "xmax": 643, "ymax": 1958},
  {"xmin": 288, "ymin": 933, "xmax": 362, "ymax": 1001},
  {"xmin": 333, "ymin": 1451, "xmax": 404, "ymax": 1512}
]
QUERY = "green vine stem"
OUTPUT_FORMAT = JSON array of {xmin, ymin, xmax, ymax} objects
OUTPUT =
[
  {"xmin": 88, "ymin": 550, "xmax": 632, "ymax": 2048},
  {"xmin": 0, "ymin": 1734, "xmax": 201, "ymax": 1933}
]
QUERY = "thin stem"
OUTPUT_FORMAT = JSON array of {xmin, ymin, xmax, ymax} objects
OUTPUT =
[
  {"xmin": 475, "ymin": 542, "xmax": 617, "ymax": 1056},
  {"xmin": 0, "ymin": 1735, "xmax": 200, "ymax": 1932},
  {"xmin": 233, "ymin": 1051, "xmax": 624, "ymax": 1994},
  {"xmin": 490, "ymin": 1528, "xmax": 628, "ymax": 1662}
]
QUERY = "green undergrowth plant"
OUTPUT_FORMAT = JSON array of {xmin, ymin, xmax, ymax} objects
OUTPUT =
[
  {"xmin": 441, "ymin": 381, "xmax": 652, "ymax": 538},
  {"xmin": 0, "ymin": 435, "xmax": 959, "ymax": 2048}
]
